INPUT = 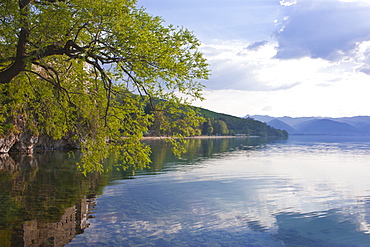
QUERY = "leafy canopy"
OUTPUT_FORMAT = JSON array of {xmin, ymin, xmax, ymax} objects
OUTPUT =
[{"xmin": 0, "ymin": 0, "xmax": 209, "ymax": 172}]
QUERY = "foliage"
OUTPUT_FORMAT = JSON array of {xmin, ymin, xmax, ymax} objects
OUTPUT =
[
  {"xmin": 145, "ymin": 100, "xmax": 203, "ymax": 137},
  {"xmin": 212, "ymin": 119, "xmax": 229, "ymax": 135},
  {"xmin": 0, "ymin": 0, "xmax": 209, "ymax": 171},
  {"xmin": 202, "ymin": 119, "xmax": 214, "ymax": 135}
]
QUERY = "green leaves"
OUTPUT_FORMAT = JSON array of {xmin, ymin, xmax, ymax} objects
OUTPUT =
[{"xmin": 0, "ymin": 0, "xmax": 209, "ymax": 173}]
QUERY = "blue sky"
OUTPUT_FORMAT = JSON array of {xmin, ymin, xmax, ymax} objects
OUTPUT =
[{"xmin": 137, "ymin": 0, "xmax": 370, "ymax": 117}]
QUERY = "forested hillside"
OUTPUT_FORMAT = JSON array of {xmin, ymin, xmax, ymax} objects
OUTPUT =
[
  {"xmin": 199, "ymin": 108, "xmax": 288, "ymax": 137},
  {"xmin": 145, "ymin": 104, "xmax": 288, "ymax": 137}
]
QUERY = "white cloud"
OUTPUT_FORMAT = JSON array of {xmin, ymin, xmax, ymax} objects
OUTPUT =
[
  {"xmin": 196, "ymin": 36, "xmax": 370, "ymax": 117},
  {"xmin": 201, "ymin": 40, "xmax": 273, "ymax": 91},
  {"xmin": 139, "ymin": 0, "xmax": 370, "ymax": 117},
  {"xmin": 279, "ymin": 0, "xmax": 297, "ymax": 6},
  {"xmin": 201, "ymin": 39, "xmax": 334, "ymax": 92},
  {"xmin": 354, "ymin": 41, "xmax": 370, "ymax": 74},
  {"xmin": 195, "ymin": 71, "xmax": 370, "ymax": 118}
]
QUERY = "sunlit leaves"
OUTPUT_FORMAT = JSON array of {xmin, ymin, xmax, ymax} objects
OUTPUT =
[{"xmin": 0, "ymin": 0, "xmax": 209, "ymax": 174}]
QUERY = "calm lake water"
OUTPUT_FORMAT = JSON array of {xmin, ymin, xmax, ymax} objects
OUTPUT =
[{"xmin": 2, "ymin": 136, "xmax": 370, "ymax": 246}]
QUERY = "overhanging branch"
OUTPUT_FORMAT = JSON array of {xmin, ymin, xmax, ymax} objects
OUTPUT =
[{"xmin": 0, "ymin": 39, "xmax": 87, "ymax": 84}]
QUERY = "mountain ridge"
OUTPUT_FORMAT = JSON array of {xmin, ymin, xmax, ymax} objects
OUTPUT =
[{"xmin": 247, "ymin": 115, "xmax": 370, "ymax": 135}]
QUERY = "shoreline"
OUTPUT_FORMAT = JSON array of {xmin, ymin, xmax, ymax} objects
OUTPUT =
[{"xmin": 141, "ymin": 135, "xmax": 260, "ymax": 140}]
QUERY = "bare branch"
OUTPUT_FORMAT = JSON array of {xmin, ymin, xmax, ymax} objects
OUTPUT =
[
  {"xmin": 119, "ymin": 65, "xmax": 156, "ymax": 112},
  {"xmin": 84, "ymin": 57, "xmax": 113, "ymax": 126}
]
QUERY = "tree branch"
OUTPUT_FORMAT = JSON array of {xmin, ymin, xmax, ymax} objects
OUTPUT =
[
  {"xmin": 0, "ymin": 0, "xmax": 32, "ymax": 84},
  {"xmin": 84, "ymin": 57, "xmax": 113, "ymax": 126},
  {"xmin": 0, "ymin": 39, "xmax": 87, "ymax": 84}
]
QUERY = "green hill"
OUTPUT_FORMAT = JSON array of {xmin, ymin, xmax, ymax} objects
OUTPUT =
[
  {"xmin": 143, "ymin": 98, "xmax": 288, "ymax": 137},
  {"xmin": 198, "ymin": 108, "xmax": 288, "ymax": 137}
]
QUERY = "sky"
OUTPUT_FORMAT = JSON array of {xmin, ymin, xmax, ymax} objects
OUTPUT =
[{"xmin": 137, "ymin": 0, "xmax": 370, "ymax": 118}]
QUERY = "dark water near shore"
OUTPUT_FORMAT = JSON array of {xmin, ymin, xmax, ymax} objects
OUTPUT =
[{"xmin": 2, "ymin": 136, "xmax": 370, "ymax": 246}]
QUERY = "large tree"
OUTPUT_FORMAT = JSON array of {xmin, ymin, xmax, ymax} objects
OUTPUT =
[{"xmin": 0, "ymin": 0, "xmax": 209, "ymax": 171}]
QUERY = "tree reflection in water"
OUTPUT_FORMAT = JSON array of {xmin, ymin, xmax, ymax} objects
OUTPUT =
[
  {"xmin": 0, "ymin": 152, "xmax": 102, "ymax": 246},
  {"xmin": 0, "ymin": 137, "xmax": 280, "ymax": 246}
]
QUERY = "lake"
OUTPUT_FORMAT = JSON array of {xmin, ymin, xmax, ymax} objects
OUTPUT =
[{"xmin": 2, "ymin": 136, "xmax": 370, "ymax": 246}]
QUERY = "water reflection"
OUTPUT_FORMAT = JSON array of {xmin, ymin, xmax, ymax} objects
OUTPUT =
[
  {"xmin": 1, "ymin": 137, "xmax": 275, "ymax": 246},
  {"xmin": 5, "ymin": 136, "xmax": 370, "ymax": 246},
  {"xmin": 69, "ymin": 136, "xmax": 370, "ymax": 246},
  {"xmin": 142, "ymin": 137, "xmax": 283, "ymax": 174},
  {"xmin": 0, "ymin": 152, "xmax": 104, "ymax": 246},
  {"xmin": 274, "ymin": 208, "xmax": 370, "ymax": 246}
]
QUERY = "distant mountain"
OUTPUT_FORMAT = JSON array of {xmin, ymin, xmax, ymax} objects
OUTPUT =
[
  {"xmin": 334, "ymin": 116, "xmax": 370, "ymax": 129},
  {"xmin": 247, "ymin": 115, "xmax": 370, "ymax": 135},
  {"xmin": 267, "ymin": 119, "xmax": 296, "ymax": 134},
  {"xmin": 295, "ymin": 119, "xmax": 359, "ymax": 135},
  {"xmin": 276, "ymin": 116, "xmax": 320, "ymax": 126},
  {"xmin": 248, "ymin": 115, "xmax": 319, "ymax": 126},
  {"xmin": 359, "ymin": 123, "xmax": 370, "ymax": 133},
  {"xmin": 245, "ymin": 115, "xmax": 275, "ymax": 123}
]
